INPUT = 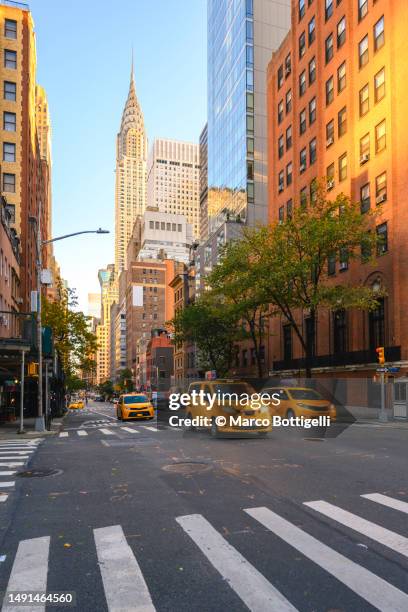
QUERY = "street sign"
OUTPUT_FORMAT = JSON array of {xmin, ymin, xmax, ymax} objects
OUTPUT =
[
  {"xmin": 388, "ymin": 367, "xmax": 400, "ymax": 373},
  {"xmin": 376, "ymin": 367, "xmax": 388, "ymax": 373}
]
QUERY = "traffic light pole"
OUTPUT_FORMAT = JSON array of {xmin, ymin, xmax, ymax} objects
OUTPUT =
[{"xmin": 379, "ymin": 370, "xmax": 388, "ymax": 422}]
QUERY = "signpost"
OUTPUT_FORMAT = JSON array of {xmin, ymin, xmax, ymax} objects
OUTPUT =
[{"xmin": 376, "ymin": 347, "xmax": 388, "ymax": 422}]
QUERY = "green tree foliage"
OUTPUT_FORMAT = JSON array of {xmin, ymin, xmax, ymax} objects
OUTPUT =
[
  {"xmin": 170, "ymin": 294, "xmax": 240, "ymax": 377},
  {"xmin": 98, "ymin": 379, "xmax": 114, "ymax": 399},
  {"xmin": 117, "ymin": 368, "xmax": 134, "ymax": 393},
  {"xmin": 42, "ymin": 281, "xmax": 98, "ymax": 388}
]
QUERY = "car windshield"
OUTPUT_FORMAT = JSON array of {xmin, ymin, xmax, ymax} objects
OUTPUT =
[
  {"xmin": 290, "ymin": 389, "xmax": 323, "ymax": 400},
  {"xmin": 124, "ymin": 395, "xmax": 149, "ymax": 404},
  {"xmin": 212, "ymin": 383, "xmax": 254, "ymax": 396}
]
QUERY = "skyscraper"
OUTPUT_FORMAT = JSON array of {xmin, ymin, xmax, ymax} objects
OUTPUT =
[
  {"xmin": 206, "ymin": 0, "xmax": 290, "ymax": 235},
  {"xmin": 114, "ymin": 62, "xmax": 148, "ymax": 274},
  {"xmin": 147, "ymin": 138, "xmax": 200, "ymax": 239},
  {"xmin": 95, "ymin": 265, "xmax": 117, "ymax": 384}
]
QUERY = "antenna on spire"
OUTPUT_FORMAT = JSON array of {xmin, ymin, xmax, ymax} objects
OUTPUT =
[{"xmin": 130, "ymin": 46, "xmax": 134, "ymax": 83}]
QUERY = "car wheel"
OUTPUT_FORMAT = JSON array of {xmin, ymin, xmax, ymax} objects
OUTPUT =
[
  {"xmin": 286, "ymin": 409, "xmax": 295, "ymax": 419},
  {"xmin": 210, "ymin": 418, "xmax": 220, "ymax": 438}
]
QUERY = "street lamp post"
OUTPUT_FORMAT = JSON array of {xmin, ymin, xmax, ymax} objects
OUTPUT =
[{"xmin": 29, "ymin": 219, "xmax": 109, "ymax": 432}]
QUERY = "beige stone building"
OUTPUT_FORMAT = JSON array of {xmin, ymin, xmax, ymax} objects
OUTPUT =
[{"xmin": 95, "ymin": 265, "xmax": 117, "ymax": 384}]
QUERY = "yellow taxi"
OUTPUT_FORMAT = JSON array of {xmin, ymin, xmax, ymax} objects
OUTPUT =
[
  {"xmin": 68, "ymin": 399, "xmax": 84, "ymax": 410},
  {"xmin": 262, "ymin": 387, "xmax": 336, "ymax": 420},
  {"xmin": 116, "ymin": 393, "xmax": 155, "ymax": 421},
  {"xmin": 185, "ymin": 379, "xmax": 272, "ymax": 438}
]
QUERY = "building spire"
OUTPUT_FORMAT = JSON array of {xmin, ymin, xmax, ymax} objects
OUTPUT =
[{"xmin": 130, "ymin": 46, "xmax": 135, "ymax": 88}]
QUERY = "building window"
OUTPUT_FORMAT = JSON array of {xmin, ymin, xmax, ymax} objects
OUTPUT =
[
  {"xmin": 3, "ymin": 142, "xmax": 15, "ymax": 162},
  {"xmin": 285, "ymin": 53, "xmax": 291, "ymax": 77},
  {"xmin": 325, "ymin": 33, "xmax": 334, "ymax": 63},
  {"xmin": 360, "ymin": 182, "xmax": 370, "ymax": 213},
  {"xmin": 287, "ymin": 199, "xmax": 293, "ymax": 219},
  {"xmin": 326, "ymin": 119, "xmax": 334, "ymax": 146},
  {"xmin": 376, "ymin": 223, "xmax": 388, "ymax": 255},
  {"xmin": 3, "ymin": 173, "xmax": 15, "ymax": 193},
  {"xmin": 4, "ymin": 19, "xmax": 17, "ymax": 39},
  {"xmin": 326, "ymin": 76, "xmax": 334, "ymax": 105},
  {"xmin": 286, "ymin": 125, "xmax": 292, "ymax": 149},
  {"xmin": 309, "ymin": 138, "xmax": 317, "ymax": 164},
  {"xmin": 283, "ymin": 324, "xmax": 292, "ymax": 361},
  {"xmin": 278, "ymin": 100, "xmax": 284, "ymax": 124},
  {"xmin": 327, "ymin": 162, "xmax": 335, "ymax": 190},
  {"xmin": 359, "ymin": 84, "xmax": 369, "ymax": 116},
  {"xmin": 309, "ymin": 97, "xmax": 316, "ymax": 124},
  {"xmin": 286, "ymin": 161, "xmax": 293, "ymax": 186},
  {"xmin": 360, "ymin": 133, "xmax": 370, "ymax": 164},
  {"xmin": 300, "ymin": 108, "xmax": 306, "ymax": 134},
  {"xmin": 374, "ymin": 67, "xmax": 385, "ymax": 102},
  {"xmin": 374, "ymin": 16, "xmax": 384, "ymax": 51},
  {"xmin": 300, "ymin": 148, "xmax": 307, "ymax": 172},
  {"xmin": 325, "ymin": 0, "xmax": 333, "ymax": 20},
  {"xmin": 328, "ymin": 253, "xmax": 336, "ymax": 275},
  {"xmin": 338, "ymin": 106, "xmax": 347, "ymax": 137},
  {"xmin": 358, "ymin": 0, "xmax": 368, "ymax": 21},
  {"xmin": 300, "ymin": 186, "xmax": 308, "ymax": 207},
  {"xmin": 308, "ymin": 16, "xmax": 315, "ymax": 45},
  {"xmin": 299, "ymin": 70, "xmax": 306, "ymax": 96},
  {"xmin": 333, "ymin": 310, "xmax": 347, "ymax": 354},
  {"xmin": 375, "ymin": 172, "xmax": 387, "ymax": 204},
  {"xmin": 4, "ymin": 49, "xmax": 16, "ymax": 69},
  {"xmin": 278, "ymin": 135, "xmax": 284, "ymax": 159},
  {"xmin": 339, "ymin": 153, "xmax": 347, "ymax": 181},
  {"xmin": 337, "ymin": 16, "xmax": 346, "ymax": 48},
  {"xmin": 337, "ymin": 61, "xmax": 346, "ymax": 92},
  {"xmin": 3, "ymin": 111, "xmax": 16, "ymax": 131},
  {"xmin": 299, "ymin": 0, "xmax": 305, "ymax": 20},
  {"xmin": 299, "ymin": 31, "xmax": 306, "ymax": 58},
  {"xmin": 279, "ymin": 206, "xmax": 284, "ymax": 223},
  {"xmin": 309, "ymin": 56, "xmax": 316, "ymax": 84},
  {"xmin": 278, "ymin": 65, "xmax": 284, "ymax": 89},
  {"xmin": 339, "ymin": 248, "xmax": 349, "ymax": 271},
  {"xmin": 359, "ymin": 35, "xmax": 369, "ymax": 68},
  {"xmin": 375, "ymin": 119, "xmax": 386, "ymax": 153},
  {"xmin": 369, "ymin": 298, "xmax": 385, "ymax": 350},
  {"xmin": 278, "ymin": 170, "xmax": 284, "ymax": 193},
  {"xmin": 4, "ymin": 81, "xmax": 16, "ymax": 101},
  {"xmin": 286, "ymin": 89, "xmax": 292, "ymax": 113}
]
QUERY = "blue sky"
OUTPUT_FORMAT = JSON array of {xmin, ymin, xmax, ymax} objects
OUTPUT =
[{"xmin": 30, "ymin": 0, "xmax": 207, "ymax": 312}]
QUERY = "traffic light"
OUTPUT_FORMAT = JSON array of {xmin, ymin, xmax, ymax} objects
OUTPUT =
[
  {"xmin": 28, "ymin": 362, "xmax": 39, "ymax": 376},
  {"xmin": 376, "ymin": 346, "xmax": 385, "ymax": 364}
]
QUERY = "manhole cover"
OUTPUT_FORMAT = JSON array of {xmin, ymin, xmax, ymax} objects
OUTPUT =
[
  {"xmin": 162, "ymin": 462, "xmax": 212, "ymax": 475},
  {"xmin": 17, "ymin": 468, "xmax": 62, "ymax": 478}
]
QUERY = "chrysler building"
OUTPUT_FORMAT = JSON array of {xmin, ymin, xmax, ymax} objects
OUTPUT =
[{"xmin": 114, "ymin": 61, "xmax": 148, "ymax": 274}]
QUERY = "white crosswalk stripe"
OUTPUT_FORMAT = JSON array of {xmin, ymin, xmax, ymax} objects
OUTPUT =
[
  {"xmin": 59, "ymin": 432, "xmax": 69, "ymax": 438},
  {"xmin": 0, "ymin": 462, "xmax": 24, "ymax": 467},
  {"xmin": 0, "ymin": 481, "xmax": 15, "ymax": 488},
  {"xmin": 245, "ymin": 506, "xmax": 408, "ymax": 612},
  {"xmin": 304, "ymin": 499, "xmax": 408, "ymax": 558},
  {"xmin": 77, "ymin": 430, "xmax": 88, "ymax": 436},
  {"xmin": 176, "ymin": 513, "xmax": 297, "ymax": 612},
  {"xmin": 99, "ymin": 428, "xmax": 115, "ymax": 435},
  {"xmin": 142, "ymin": 426, "xmax": 157, "ymax": 432},
  {"xmin": 0, "ymin": 440, "xmax": 42, "ymax": 508},
  {"xmin": 0, "ymin": 493, "xmax": 8, "ymax": 502},
  {"xmin": 120, "ymin": 427, "xmax": 139, "ymax": 433},
  {"xmin": 94, "ymin": 525, "xmax": 155, "ymax": 612},
  {"xmin": 362, "ymin": 492, "xmax": 408, "ymax": 514},
  {"xmin": 0, "ymin": 471, "xmax": 16, "ymax": 476},
  {"xmin": 1, "ymin": 536, "xmax": 50, "ymax": 612}
]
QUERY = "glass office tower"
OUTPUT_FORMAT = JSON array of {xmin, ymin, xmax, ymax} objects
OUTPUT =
[{"xmin": 207, "ymin": 0, "xmax": 290, "ymax": 234}]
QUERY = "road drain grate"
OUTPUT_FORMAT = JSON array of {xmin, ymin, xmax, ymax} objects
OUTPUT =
[{"xmin": 17, "ymin": 468, "xmax": 62, "ymax": 478}]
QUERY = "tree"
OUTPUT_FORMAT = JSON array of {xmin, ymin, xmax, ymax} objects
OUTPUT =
[
  {"xmin": 43, "ymin": 281, "xmax": 98, "ymax": 384},
  {"xmin": 215, "ymin": 185, "xmax": 383, "ymax": 377},
  {"xmin": 208, "ymin": 238, "xmax": 270, "ymax": 378},
  {"xmin": 170, "ymin": 294, "xmax": 240, "ymax": 377},
  {"xmin": 98, "ymin": 379, "xmax": 114, "ymax": 400},
  {"xmin": 117, "ymin": 368, "xmax": 134, "ymax": 393}
]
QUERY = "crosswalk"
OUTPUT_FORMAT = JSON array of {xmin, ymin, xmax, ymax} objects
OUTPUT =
[
  {"xmin": 58, "ymin": 424, "xmax": 164, "ymax": 439},
  {"xmin": 0, "ymin": 439, "xmax": 42, "ymax": 505},
  {"xmin": 1, "ymin": 491, "xmax": 407, "ymax": 611}
]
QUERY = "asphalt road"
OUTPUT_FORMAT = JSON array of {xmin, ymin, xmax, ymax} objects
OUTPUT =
[{"xmin": 0, "ymin": 401, "xmax": 407, "ymax": 611}]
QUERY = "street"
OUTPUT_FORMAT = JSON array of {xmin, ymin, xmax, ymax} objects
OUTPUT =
[{"xmin": 0, "ymin": 402, "xmax": 407, "ymax": 611}]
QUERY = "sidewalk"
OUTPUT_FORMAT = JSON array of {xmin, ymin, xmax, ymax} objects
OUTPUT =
[{"xmin": 0, "ymin": 416, "xmax": 65, "ymax": 440}]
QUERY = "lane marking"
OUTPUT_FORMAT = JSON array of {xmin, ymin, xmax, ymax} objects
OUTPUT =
[
  {"xmin": 0, "ymin": 493, "xmax": 8, "ymax": 503},
  {"xmin": 245, "ymin": 506, "xmax": 408, "ymax": 612},
  {"xmin": 77, "ymin": 430, "xmax": 88, "ymax": 437},
  {"xmin": 59, "ymin": 432, "xmax": 69, "ymax": 438},
  {"xmin": 99, "ymin": 429, "xmax": 115, "ymax": 436},
  {"xmin": 304, "ymin": 500, "xmax": 408, "ymax": 558},
  {"xmin": 176, "ymin": 513, "xmax": 297, "ymax": 612},
  {"xmin": 94, "ymin": 525, "xmax": 155, "ymax": 612},
  {"xmin": 0, "ymin": 471, "xmax": 16, "ymax": 476},
  {"xmin": 142, "ymin": 426, "xmax": 157, "ymax": 432},
  {"xmin": 0, "ymin": 481, "xmax": 15, "ymax": 488},
  {"xmin": 1, "ymin": 536, "xmax": 50, "ymax": 612},
  {"xmin": 362, "ymin": 493, "xmax": 408, "ymax": 515},
  {"xmin": 120, "ymin": 427, "xmax": 139, "ymax": 434}
]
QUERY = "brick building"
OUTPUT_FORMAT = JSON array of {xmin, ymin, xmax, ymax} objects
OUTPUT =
[{"xmin": 266, "ymin": 0, "xmax": 407, "ymax": 388}]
